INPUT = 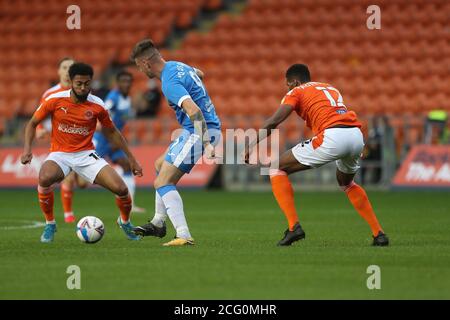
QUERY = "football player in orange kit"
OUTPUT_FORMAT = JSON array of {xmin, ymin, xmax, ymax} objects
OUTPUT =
[
  {"xmin": 244, "ymin": 64, "xmax": 389, "ymax": 247},
  {"xmin": 36, "ymin": 57, "xmax": 89, "ymax": 223},
  {"xmin": 21, "ymin": 62, "xmax": 143, "ymax": 243}
]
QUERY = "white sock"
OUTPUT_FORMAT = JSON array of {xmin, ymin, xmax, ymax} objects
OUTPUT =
[
  {"xmin": 151, "ymin": 192, "xmax": 167, "ymax": 228},
  {"xmin": 158, "ymin": 186, "xmax": 192, "ymax": 239},
  {"xmin": 121, "ymin": 172, "xmax": 136, "ymax": 205},
  {"xmin": 46, "ymin": 220, "xmax": 56, "ymax": 225},
  {"xmin": 64, "ymin": 211, "xmax": 74, "ymax": 217},
  {"xmin": 120, "ymin": 217, "xmax": 130, "ymax": 225}
]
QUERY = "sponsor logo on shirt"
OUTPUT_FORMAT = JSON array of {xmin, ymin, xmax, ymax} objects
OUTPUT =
[{"xmin": 58, "ymin": 123, "xmax": 90, "ymax": 136}]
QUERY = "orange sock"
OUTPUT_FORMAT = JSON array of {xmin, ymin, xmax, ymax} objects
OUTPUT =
[
  {"xmin": 38, "ymin": 185, "xmax": 55, "ymax": 222},
  {"xmin": 61, "ymin": 184, "xmax": 73, "ymax": 215},
  {"xmin": 343, "ymin": 182, "xmax": 383, "ymax": 236},
  {"xmin": 115, "ymin": 193, "xmax": 132, "ymax": 223},
  {"xmin": 270, "ymin": 170, "xmax": 299, "ymax": 231}
]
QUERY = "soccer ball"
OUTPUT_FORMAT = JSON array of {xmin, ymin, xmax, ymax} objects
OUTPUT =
[{"xmin": 76, "ymin": 216, "xmax": 105, "ymax": 244}]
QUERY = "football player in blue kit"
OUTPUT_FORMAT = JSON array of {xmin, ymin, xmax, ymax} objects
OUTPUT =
[
  {"xmin": 93, "ymin": 70, "xmax": 146, "ymax": 213},
  {"xmin": 130, "ymin": 39, "xmax": 221, "ymax": 246}
]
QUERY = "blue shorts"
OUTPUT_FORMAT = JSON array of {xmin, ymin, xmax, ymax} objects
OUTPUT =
[
  {"xmin": 93, "ymin": 132, "xmax": 126, "ymax": 163},
  {"xmin": 164, "ymin": 128, "xmax": 220, "ymax": 173}
]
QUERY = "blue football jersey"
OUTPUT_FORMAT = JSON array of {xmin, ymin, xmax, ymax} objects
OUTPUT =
[
  {"xmin": 104, "ymin": 89, "xmax": 132, "ymax": 131},
  {"xmin": 161, "ymin": 61, "xmax": 221, "ymax": 132}
]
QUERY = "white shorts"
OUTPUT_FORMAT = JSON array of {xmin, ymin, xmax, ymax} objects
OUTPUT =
[
  {"xmin": 45, "ymin": 150, "xmax": 109, "ymax": 184},
  {"xmin": 291, "ymin": 127, "xmax": 364, "ymax": 174}
]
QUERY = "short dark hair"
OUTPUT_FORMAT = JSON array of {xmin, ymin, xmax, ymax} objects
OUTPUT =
[
  {"xmin": 130, "ymin": 38, "xmax": 157, "ymax": 61},
  {"xmin": 116, "ymin": 70, "xmax": 133, "ymax": 81},
  {"xmin": 58, "ymin": 57, "xmax": 74, "ymax": 68},
  {"xmin": 286, "ymin": 64, "xmax": 311, "ymax": 83},
  {"xmin": 68, "ymin": 62, "xmax": 94, "ymax": 80}
]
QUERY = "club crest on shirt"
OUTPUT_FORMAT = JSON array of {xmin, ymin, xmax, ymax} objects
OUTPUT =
[{"xmin": 85, "ymin": 110, "xmax": 94, "ymax": 120}]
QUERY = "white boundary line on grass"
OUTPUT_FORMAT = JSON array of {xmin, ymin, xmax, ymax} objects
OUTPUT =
[{"xmin": 0, "ymin": 220, "xmax": 46, "ymax": 230}]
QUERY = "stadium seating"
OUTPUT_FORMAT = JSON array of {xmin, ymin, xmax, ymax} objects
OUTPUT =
[
  {"xmin": 0, "ymin": 0, "xmax": 208, "ymax": 120},
  {"xmin": 155, "ymin": 0, "xmax": 449, "ymax": 146},
  {"xmin": 0, "ymin": 0, "xmax": 448, "ymax": 148},
  {"xmin": 168, "ymin": 0, "xmax": 449, "ymax": 120}
]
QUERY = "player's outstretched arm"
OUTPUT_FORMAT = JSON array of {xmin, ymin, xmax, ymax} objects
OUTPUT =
[
  {"xmin": 101, "ymin": 126, "xmax": 143, "ymax": 177},
  {"xmin": 181, "ymin": 98, "xmax": 215, "ymax": 159},
  {"xmin": 261, "ymin": 104, "xmax": 293, "ymax": 135},
  {"xmin": 244, "ymin": 105, "xmax": 293, "ymax": 164},
  {"xmin": 21, "ymin": 115, "xmax": 41, "ymax": 164}
]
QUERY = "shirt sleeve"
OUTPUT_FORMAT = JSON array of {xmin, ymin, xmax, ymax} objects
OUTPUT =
[
  {"xmin": 98, "ymin": 108, "xmax": 114, "ymax": 128},
  {"xmin": 104, "ymin": 91, "xmax": 117, "ymax": 111},
  {"xmin": 104, "ymin": 99, "xmax": 114, "ymax": 111},
  {"xmin": 39, "ymin": 90, "xmax": 50, "ymax": 104},
  {"xmin": 33, "ymin": 100, "xmax": 55, "ymax": 121},
  {"xmin": 162, "ymin": 78, "xmax": 191, "ymax": 107},
  {"xmin": 280, "ymin": 88, "xmax": 301, "ymax": 110}
]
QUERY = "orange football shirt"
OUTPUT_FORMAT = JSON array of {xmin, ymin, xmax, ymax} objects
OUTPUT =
[
  {"xmin": 281, "ymin": 81, "xmax": 361, "ymax": 135},
  {"xmin": 40, "ymin": 83, "xmax": 69, "ymax": 103},
  {"xmin": 34, "ymin": 90, "xmax": 114, "ymax": 153},
  {"xmin": 37, "ymin": 83, "xmax": 70, "ymax": 132}
]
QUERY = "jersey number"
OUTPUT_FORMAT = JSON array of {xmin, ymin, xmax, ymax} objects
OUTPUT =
[
  {"xmin": 89, "ymin": 152, "xmax": 100, "ymax": 160},
  {"xmin": 188, "ymin": 70, "xmax": 216, "ymax": 113},
  {"xmin": 316, "ymin": 86, "xmax": 346, "ymax": 108},
  {"xmin": 189, "ymin": 70, "xmax": 206, "ymax": 96}
]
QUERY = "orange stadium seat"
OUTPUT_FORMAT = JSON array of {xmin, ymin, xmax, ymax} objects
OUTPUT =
[
  {"xmin": 205, "ymin": 0, "xmax": 222, "ymax": 11},
  {"xmin": 0, "ymin": 0, "xmax": 200, "ymax": 115},
  {"xmin": 0, "ymin": 99, "xmax": 23, "ymax": 120},
  {"xmin": 2, "ymin": 0, "xmax": 449, "ymax": 145}
]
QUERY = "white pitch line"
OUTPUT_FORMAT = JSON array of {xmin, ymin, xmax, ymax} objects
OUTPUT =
[{"xmin": 0, "ymin": 220, "xmax": 46, "ymax": 230}]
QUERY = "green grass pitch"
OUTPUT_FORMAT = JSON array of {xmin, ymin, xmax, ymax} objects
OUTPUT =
[{"xmin": 0, "ymin": 189, "xmax": 449, "ymax": 299}]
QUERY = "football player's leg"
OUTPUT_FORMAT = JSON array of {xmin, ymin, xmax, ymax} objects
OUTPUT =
[
  {"xmin": 272, "ymin": 135, "xmax": 338, "ymax": 246},
  {"xmin": 93, "ymin": 164, "xmax": 140, "ymax": 240},
  {"xmin": 60, "ymin": 172, "xmax": 76, "ymax": 223},
  {"xmin": 154, "ymin": 160, "xmax": 193, "ymax": 244},
  {"xmin": 133, "ymin": 152, "xmax": 168, "ymax": 238},
  {"xmin": 152, "ymin": 152, "xmax": 168, "ymax": 226},
  {"xmin": 270, "ymin": 149, "xmax": 310, "ymax": 232},
  {"xmin": 75, "ymin": 173, "xmax": 89, "ymax": 189},
  {"xmin": 114, "ymin": 152, "xmax": 145, "ymax": 213},
  {"xmin": 335, "ymin": 127, "xmax": 387, "ymax": 245},
  {"xmin": 336, "ymin": 166, "xmax": 387, "ymax": 244},
  {"xmin": 39, "ymin": 160, "xmax": 66, "ymax": 222},
  {"xmin": 38, "ymin": 159, "xmax": 67, "ymax": 242},
  {"xmin": 153, "ymin": 131, "xmax": 203, "ymax": 245},
  {"xmin": 93, "ymin": 165, "xmax": 130, "ymax": 221}
]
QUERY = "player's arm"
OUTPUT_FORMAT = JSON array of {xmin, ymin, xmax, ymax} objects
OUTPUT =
[
  {"xmin": 181, "ymin": 98, "xmax": 215, "ymax": 158},
  {"xmin": 244, "ymin": 105, "xmax": 293, "ymax": 164},
  {"xmin": 96, "ymin": 93, "xmax": 117, "ymax": 133},
  {"xmin": 95, "ymin": 120, "xmax": 102, "ymax": 132},
  {"xmin": 193, "ymin": 68, "xmax": 204, "ymax": 80},
  {"xmin": 252, "ymin": 104, "xmax": 293, "ymax": 145},
  {"xmin": 35, "ymin": 97, "xmax": 49, "ymax": 139},
  {"xmin": 21, "ymin": 103, "xmax": 50, "ymax": 164},
  {"xmin": 101, "ymin": 124, "xmax": 143, "ymax": 177}
]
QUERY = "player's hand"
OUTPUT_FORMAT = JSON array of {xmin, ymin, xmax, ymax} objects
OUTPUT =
[
  {"xmin": 243, "ymin": 143, "xmax": 254, "ymax": 165},
  {"xmin": 129, "ymin": 158, "xmax": 143, "ymax": 177},
  {"xmin": 21, "ymin": 151, "xmax": 33, "ymax": 165},
  {"xmin": 204, "ymin": 143, "xmax": 215, "ymax": 159}
]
